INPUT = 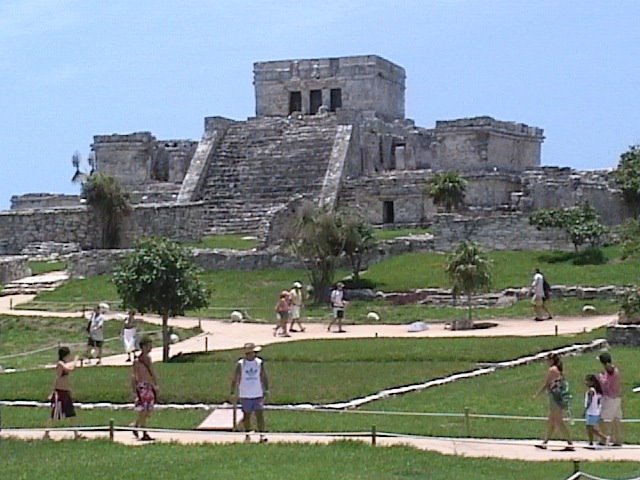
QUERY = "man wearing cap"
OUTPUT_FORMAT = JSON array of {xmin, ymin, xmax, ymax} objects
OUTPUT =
[
  {"xmin": 231, "ymin": 343, "xmax": 269, "ymax": 443},
  {"xmin": 84, "ymin": 304, "xmax": 106, "ymax": 365},
  {"xmin": 328, "ymin": 282, "xmax": 347, "ymax": 333},
  {"xmin": 288, "ymin": 281, "xmax": 305, "ymax": 333},
  {"xmin": 598, "ymin": 352, "xmax": 623, "ymax": 446}
]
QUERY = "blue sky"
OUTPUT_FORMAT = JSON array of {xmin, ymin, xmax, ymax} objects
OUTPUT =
[{"xmin": 1, "ymin": 0, "xmax": 639, "ymax": 209}]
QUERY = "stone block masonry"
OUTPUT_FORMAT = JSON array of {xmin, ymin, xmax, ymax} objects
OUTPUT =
[
  {"xmin": 0, "ymin": 202, "xmax": 206, "ymax": 255},
  {"xmin": 0, "ymin": 256, "xmax": 31, "ymax": 285}
]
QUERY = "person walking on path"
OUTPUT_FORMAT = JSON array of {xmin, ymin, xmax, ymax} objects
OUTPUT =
[
  {"xmin": 231, "ymin": 342, "xmax": 270, "ymax": 443},
  {"xmin": 328, "ymin": 282, "xmax": 347, "ymax": 333},
  {"xmin": 583, "ymin": 374, "xmax": 609, "ymax": 448},
  {"xmin": 531, "ymin": 269, "xmax": 552, "ymax": 321},
  {"xmin": 288, "ymin": 281, "xmax": 305, "ymax": 333},
  {"xmin": 130, "ymin": 336, "xmax": 158, "ymax": 441},
  {"xmin": 44, "ymin": 346, "xmax": 81, "ymax": 440},
  {"xmin": 534, "ymin": 353, "xmax": 574, "ymax": 451},
  {"xmin": 273, "ymin": 291, "xmax": 291, "ymax": 337},
  {"xmin": 122, "ymin": 310, "xmax": 139, "ymax": 362},
  {"xmin": 598, "ymin": 352, "xmax": 623, "ymax": 446},
  {"xmin": 84, "ymin": 304, "xmax": 106, "ymax": 364}
]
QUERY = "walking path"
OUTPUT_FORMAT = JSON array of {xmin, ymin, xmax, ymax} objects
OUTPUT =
[
  {"xmin": 0, "ymin": 293, "xmax": 616, "ymax": 366},
  {"xmin": 2, "ymin": 428, "xmax": 639, "ymax": 462}
]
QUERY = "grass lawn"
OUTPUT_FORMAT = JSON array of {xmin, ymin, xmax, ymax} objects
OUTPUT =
[
  {"xmin": 0, "ymin": 333, "xmax": 601, "ymax": 405},
  {"xmin": 5, "ymin": 440, "xmax": 640, "ymax": 480},
  {"xmin": 372, "ymin": 227, "xmax": 431, "ymax": 241},
  {"xmin": 0, "ymin": 315, "xmax": 201, "ymax": 370},
  {"xmin": 187, "ymin": 233, "xmax": 258, "ymax": 250},
  {"xmin": 27, "ymin": 260, "xmax": 67, "ymax": 275}
]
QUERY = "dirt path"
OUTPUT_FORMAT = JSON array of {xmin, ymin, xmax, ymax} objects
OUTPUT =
[
  {"xmin": 0, "ymin": 293, "xmax": 615, "ymax": 366},
  {"xmin": 3, "ymin": 428, "xmax": 638, "ymax": 462}
]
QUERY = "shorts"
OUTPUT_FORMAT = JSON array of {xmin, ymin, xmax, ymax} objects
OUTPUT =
[
  {"xmin": 87, "ymin": 338, "xmax": 103, "ymax": 348},
  {"xmin": 601, "ymin": 397, "xmax": 622, "ymax": 421},
  {"xmin": 240, "ymin": 397, "xmax": 264, "ymax": 413},
  {"xmin": 276, "ymin": 312, "xmax": 288, "ymax": 322},
  {"xmin": 51, "ymin": 389, "xmax": 76, "ymax": 420},
  {"xmin": 333, "ymin": 308, "xmax": 344, "ymax": 319},
  {"xmin": 290, "ymin": 305, "xmax": 301, "ymax": 320},
  {"xmin": 135, "ymin": 382, "xmax": 156, "ymax": 412},
  {"xmin": 585, "ymin": 414, "xmax": 601, "ymax": 426}
]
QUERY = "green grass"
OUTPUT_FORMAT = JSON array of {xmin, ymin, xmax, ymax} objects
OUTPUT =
[
  {"xmin": 4, "ymin": 440, "xmax": 639, "ymax": 480},
  {"xmin": 187, "ymin": 233, "xmax": 258, "ymax": 250},
  {"xmin": 0, "ymin": 333, "xmax": 601, "ymax": 405},
  {"xmin": 0, "ymin": 315, "xmax": 201, "ymax": 370},
  {"xmin": 372, "ymin": 227, "xmax": 431, "ymax": 241},
  {"xmin": 27, "ymin": 260, "xmax": 67, "ymax": 275}
]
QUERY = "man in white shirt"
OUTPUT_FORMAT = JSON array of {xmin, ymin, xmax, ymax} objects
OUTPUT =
[
  {"xmin": 84, "ymin": 304, "xmax": 105, "ymax": 364},
  {"xmin": 288, "ymin": 281, "xmax": 305, "ymax": 333},
  {"xmin": 231, "ymin": 342, "xmax": 269, "ymax": 443},
  {"xmin": 327, "ymin": 282, "xmax": 347, "ymax": 333},
  {"xmin": 531, "ymin": 268, "xmax": 548, "ymax": 321}
]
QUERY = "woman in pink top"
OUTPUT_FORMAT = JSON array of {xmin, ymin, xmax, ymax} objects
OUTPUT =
[{"xmin": 598, "ymin": 352, "xmax": 623, "ymax": 446}]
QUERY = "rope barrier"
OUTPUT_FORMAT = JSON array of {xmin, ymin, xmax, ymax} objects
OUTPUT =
[{"xmin": 566, "ymin": 472, "xmax": 640, "ymax": 480}]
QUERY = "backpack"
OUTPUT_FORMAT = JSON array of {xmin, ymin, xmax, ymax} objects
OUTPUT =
[
  {"xmin": 549, "ymin": 376, "xmax": 571, "ymax": 409},
  {"xmin": 542, "ymin": 279, "xmax": 551, "ymax": 299}
]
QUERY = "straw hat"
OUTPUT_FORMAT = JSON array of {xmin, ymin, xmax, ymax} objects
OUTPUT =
[{"xmin": 243, "ymin": 342, "xmax": 262, "ymax": 353}]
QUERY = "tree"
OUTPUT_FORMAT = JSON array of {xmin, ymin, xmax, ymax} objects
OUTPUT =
[
  {"xmin": 341, "ymin": 212, "xmax": 375, "ymax": 284},
  {"xmin": 285, "ymin": 203, "xmax": 345, "ymax": 303},
  {"xmin": 426, "ymin": 171, "xmax": 467, "ymax": 213},
  {"xmin": 82, "ymin": 173, "xmax": 131, "ymax": 248},
  {"xmin": 618, "ymin": 219, "xmax": 640, "ymax": 260},
  {"xmin": 445, "ymin": 241, "xmax": 492, "ymax": 327},
  {"xmin": 614, "ymin": 145, "xmax": 640, "ymax": 218},
  {"xmin": 113, "ymin": 238, "xmax": 209, "ymax": 362},
  {"xmin": 529, "ymin": 203, "xmax": 608, "ymax": 252}
]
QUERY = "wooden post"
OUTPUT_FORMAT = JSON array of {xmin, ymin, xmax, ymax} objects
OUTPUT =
[
  {"xmin": 205, "ymin": 336, "xmax": 208, "ymax": 352},
  {"xmin": 573, "ymin": 460, "xmax": 580, "ymax": 474},
  {"xmin": 109, "ymin": 418, "xmax": 114, "ymax": 441},
  {"xmin": 464, "ymin": 407, "xmax": 471, "ymax": 437},
  {"xmin": 555, "ymin": 325, "xmax": 558, "ymax": 336},
  {"xmin": 371, "ymin": 425, "xmax": 377, "ymax": 446},
  {"xmin": 9, "ymin": 299, "xmax": 12, "ymax": 310},
  {"xmin": 232, "ymin": 399, "xmax": 237, "ymax": 432}
]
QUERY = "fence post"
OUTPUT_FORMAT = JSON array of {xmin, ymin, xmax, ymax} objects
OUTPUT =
[
  {"xmin": 232, "ymin": 399, "xmax": 237, "ymax": 432},
  {"xmin": 205, "ymin": 336, "xmax": 208, "ymax": 352},
  {"xmin": 464, "ymin": 407, "xmax": 471, "ymax": 437},
  {"xmin": 109, "ymin": 418, "xmax": 114, "ymax": 441},
  {"xmin": 555, "ymin": 325, "xmax": 558, "ymax": 336},
  {"xmin": 573, "ymin": 460, "xmax": 580, "ymax": 474},
  {"xmin": 9, "ymin": 299, "xmax": 12, "ymax": 310},
  {"xmin": 371, "ymin": 425, "xmax": 377, "ymax": 446}
]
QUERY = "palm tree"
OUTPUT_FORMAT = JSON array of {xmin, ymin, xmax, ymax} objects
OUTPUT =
[
  {"xmin": 426, "ymin": 171, "xmax": 467, "ymax": 213},
  {"xmin": 445, "ymin": 241, "xmax": 492, "ymax": 327}
]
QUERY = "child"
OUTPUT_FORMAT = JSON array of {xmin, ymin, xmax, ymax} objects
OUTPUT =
[
  {"xmin": 584, "ymin": 374, "xmax": 609, "ymax": 448},
  {"xmin": 44, "ymin": 347, "xmax": 80, "ymax": 439},
  {"xmin": 273, "ymin": 291, "xmax": 291, "ymax": 337},
  {"xmin": 130, "ymin": 336, "xmax": 158, "ymax": 441}
]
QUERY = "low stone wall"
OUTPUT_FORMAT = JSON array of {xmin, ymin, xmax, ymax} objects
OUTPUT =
[
  {"xmin": 0, "ymin": 202, "xmax": 205, "ymax": 255},
  {"xmin": 430, "ymin": 213, "xmax": 572, "ymax": 251},
  {"xmin": 10, "ymin": 193, "xmax": 82, "ymax": 210},
  {"xmin": 0, "ymin": 256, "xmax": 31, "ymax": 285},
  {"xmin": 606, "ymin": 324, "xmax": 640, "ymax": 346}
]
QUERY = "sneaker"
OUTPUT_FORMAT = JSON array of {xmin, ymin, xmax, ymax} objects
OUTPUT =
[
  {"xmin": 259, "ymin": 434, "xmax": 268, "ymax": 443},
  {"xmin": 129, "ymin": 423, "xmax": 139, "ymax": 439},
  {"xmin": 534, "ymin": 318, "xmax": 545, "ymax": 322},
  {"xmin": 140, "ymin": 433, "xmax": 154, "ymax": 442},
  {"xmin": 534, "ymin": 443, "xmax": 547, "ymax": 450},
  {"xmin": 562, "ymin": 445, "xmax": 575, "ymax": 452},
  {"xmin": 244, "ymin": 434, "xmax": 251, "ymax": 443},
  {"xmin": 289, "ymin": 328, "xmax": 299, "ymax": 332}
]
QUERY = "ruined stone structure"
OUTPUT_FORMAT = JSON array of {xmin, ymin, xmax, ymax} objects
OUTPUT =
[{"xmin": 1, "ymin": 54, "xmax": 630, "ymax": 254}]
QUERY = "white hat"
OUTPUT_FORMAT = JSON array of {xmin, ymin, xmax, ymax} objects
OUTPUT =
[
  {"xmin": 243, "ymin": 342, "xmax": 262, "ymax": 353},
  {"xmin": 293, "ymin": 281, "xmax": 302, "ymax": 288},
  {"xmin": 99, "ymin": 302, "xmax": 110, "ymax": 312}
]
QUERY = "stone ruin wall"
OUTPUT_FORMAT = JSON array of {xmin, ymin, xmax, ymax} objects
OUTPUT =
[
  {"xmin": 0, "ymin": 256, "xmax": 31, "ymax": 284},
  {"xmin": 0, "ymin": 202, "xmax": 205, "ymax": 255},
  {"xmin": 10, "ymin": 193, "xmax": 82, "ymax": 210}
]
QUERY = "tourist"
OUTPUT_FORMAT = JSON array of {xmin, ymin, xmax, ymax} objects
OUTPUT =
[
  {"xmin": 583, "ymin": 374, "xmax": 608, "ymax": 448},
  {"xmin": 84, "ymin": 304, "xmax": 105, "ymax": 364},
  {"xmin": 230, "ymin": 342, "xmax": 269, "ymax": 443},
  {"xmin": 531, "ymin": 269, "xmax": 551, "ymax": 321},
  {"xmin": 130, "ymin": 336, "xmax": 158, "ymax": 441},
  {"xmin": 327, "ymin": 282, "xmax": 347, "ymax": 333},
  {"xmin": 598, "ymin": 352, "xmax": 623, "ymax": 446},
  {"xmin": 44, "ymin": 346, "xmax": 81, "ymax": 439},
  {"xmin": 534, "ymin": 353, "xmax": 574, "ymax": 450},
  {"xmin": 273, "ymin": 290, "xmax": 290, "ymax": 337},
  {"xmin": 122, "ymin": 310, "xmax": 139, "ymax": 362},
  {"xmin": 288, "ymin": 281, "xmax": 305, "ymax": 333}
]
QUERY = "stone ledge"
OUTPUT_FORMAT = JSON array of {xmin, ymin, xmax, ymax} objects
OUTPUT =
[{"xmin": 606, "ymin": 324, "xmax": 640, "ymax": 346}]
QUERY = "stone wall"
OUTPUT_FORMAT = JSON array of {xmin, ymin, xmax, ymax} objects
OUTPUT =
[
  {"xmin": 607, "ymin": 325, "xmax": 640, "ymax": 346},
  {"xmin": 0, "ymin": 202, "xmax": 205, "ymax": 255},
  {"xmin": 254, "ymin": 55, "xmax": 406, "ymax": 121},
  {"xmin": 10, "ymin": 193, "xmax": 82, "ymax": 210},
  {"xmin": 430, "ymin": 213, "xmax": 572, "ymax": 251},
  {"xmin": 0, "ymin": 256, "xmax": 31, "ymax": 285}
]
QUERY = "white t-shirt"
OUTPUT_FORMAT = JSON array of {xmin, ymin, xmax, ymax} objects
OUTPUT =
[
  {"xmin": 238, "ymin": 357, "xmax": 264, "ymax": 399},
  {"xmin": 330, "ymin": 289, "xmax": 344, "ymax": 308},
  {"xmin": 89, "ymin": 312, "xmax": 104, "ymax": 341},
  {"xmin": 584, "ymin": 387, "xmax": 602, "ymax": 416},
  {"xmin": 289, "ymin": 288, "xmax": 303, "ymax": 307},
  {"xmin": 532, "ymin": 273, "xmax": 544, "ymax": 298}
]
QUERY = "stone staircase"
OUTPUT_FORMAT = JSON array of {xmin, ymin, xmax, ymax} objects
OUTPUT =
[
  {"xmin": 198, "ymin": 115, "xmax": 338, "ymax": 234},
  {"xmin": 1, "ymin": 271, "xmax": 69, "ymax": 296}
]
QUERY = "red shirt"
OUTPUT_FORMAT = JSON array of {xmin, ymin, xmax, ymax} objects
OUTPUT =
[{"xmin": 599, "ymin": 367, "xmax": 621, "ymax": 398}]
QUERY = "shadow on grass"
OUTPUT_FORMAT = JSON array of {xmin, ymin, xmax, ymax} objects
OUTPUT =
[{"xmin": 536, "ymin": 247, "xmax": 609, "ymax": 266}]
